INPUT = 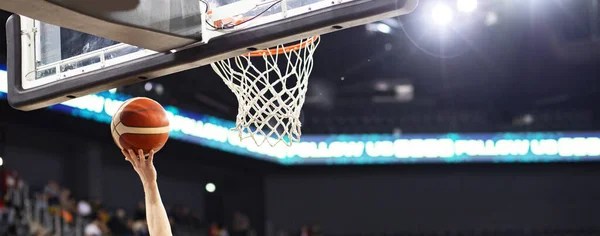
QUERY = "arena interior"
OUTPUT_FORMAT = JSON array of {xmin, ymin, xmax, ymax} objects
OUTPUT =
[{"xmin": 3, "ymin": 0, "xmax": 600, "ymax": 235}]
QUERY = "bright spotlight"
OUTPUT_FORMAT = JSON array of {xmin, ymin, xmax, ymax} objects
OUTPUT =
[
  {"xmin": 376, "ymin": 23, "xmax": 392, "ymax": 34},
  {"xmin": 0, "ymin": 157, "xmax": 3, "ymax": 167},
  {"xmin": 108, "ymin": 88, "xmax": 117, "ymax": 94},
  {"xmin": 155, "ymin": 84, "xmax": 164, "ymax": 95},
  {"xmin": 205, "ymin": 183, "xmax": 216, "ymax": 193},
  {"xmin": 457, "ymin": 0, "xmax": 477, "ymax": 13},
  {"xmin": 485, "ymin": 11, "xmax": 498, "ymax": 26},
  {"xmin": 432, "ymin": 3, "xmax": 453, "ymax": 27},
  {"xmin": 365, "ymin": 22, "xmax": 392, "ymax": 34},
  {"xmin": 144, "ymin": 82, "xmax": 153, "ymax": 91}
]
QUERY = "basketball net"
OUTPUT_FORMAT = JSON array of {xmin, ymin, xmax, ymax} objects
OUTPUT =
[{"xmin": 211, "ymin": 36, "xmax": 320, "ymax": 147}]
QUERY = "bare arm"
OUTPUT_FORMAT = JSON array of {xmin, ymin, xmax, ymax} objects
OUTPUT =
[{"xmin": 124, "ymin": 149, "xmax": 173, "ymax": 236}]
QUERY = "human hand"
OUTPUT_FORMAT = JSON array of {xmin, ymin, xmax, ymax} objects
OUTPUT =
[{"xmin": 123, "ymin": 149, "xmax": 158, "ymax": 185}]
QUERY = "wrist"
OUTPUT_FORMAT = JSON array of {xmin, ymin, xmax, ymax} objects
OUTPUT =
[{"xmin": 142, "ymin": 180, "xmax": 158, "ymax": 189}]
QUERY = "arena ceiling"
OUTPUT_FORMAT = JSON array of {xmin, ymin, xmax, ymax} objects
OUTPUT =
[{"xmin": 3, "ymin": 0, "xmax": 600, "ymax": 134}]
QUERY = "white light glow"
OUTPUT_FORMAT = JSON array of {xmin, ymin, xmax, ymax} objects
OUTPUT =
[
  {"xmin": 0, "ymin": 70, "xmax": 7, "ymax": 93},
  {"xmin": 0, "ymin": 157, "xmax": 4, "ymax": 167},
  {"xmin": 432, "ymin": 3, "xmax": 453, "ymax": 26},
  {"xmin": 457, "ymin": 0, "xmax": 477, "ymax": 13},
  {"xmin": 485, "ymin": 11, "xmax": 498, "ymax": 26},
  {"xmin": 374, "ymin": 82, "xmax": 390, "ymax": 91},
  {"xmin": 144, "ymin": 82, "xmax": 153, "ymax": 91},
  {"xmin": 366, "ymin": 23, "xmax": 393, "ymax": 34},
  {"xmin": 376, "ymin": 23, "xmax": 392, "ymax": 34},
  {"xmin": 155, "ymin": 84, "xmax": 164, "ymax": 95},
  {"xmin": 108, "ymin": 88, "xmax": 117, "ymax": 94},
  {"xmin": 394, "ymin": 85, "xmax": 414, "ymax": 94},
  {"xmin": 205, "ymin": 183, "xmax": 216, "ymax": 193}
]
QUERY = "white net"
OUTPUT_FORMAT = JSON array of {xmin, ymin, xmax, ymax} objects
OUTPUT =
[{"xmin": 211, "ymin": 36, "xmax": 320, "ymax": 147}]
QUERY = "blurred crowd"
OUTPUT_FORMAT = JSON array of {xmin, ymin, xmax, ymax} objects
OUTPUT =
[
  {"xmin": 6, "ymin": 168, "xmax": 600, "ymax": 236},
  {"xmin": 297, "ymin": 225, "xmax": 323, "ymax": 236},
  {"xmin": 0, "ymin": 170, "xmax": 207, "ymax": 236},
  {"xmin": 269, "ymin": 224, "xmax": 323, "ymax": 236}
]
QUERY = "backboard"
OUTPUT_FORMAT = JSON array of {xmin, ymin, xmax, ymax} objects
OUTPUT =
[{"xmin": 3, "ymin": 0, "xmax": 418, "ymax": 111}]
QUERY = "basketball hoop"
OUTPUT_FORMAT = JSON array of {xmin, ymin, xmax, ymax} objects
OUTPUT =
[{"xmin": 211, "ymin": 36, "xmax": 320, "ymax": 147}]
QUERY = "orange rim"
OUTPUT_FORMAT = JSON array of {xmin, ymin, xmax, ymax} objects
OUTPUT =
[{"xmin": 244, "ymin": 36, "xmax": 320, "ymax": 57}]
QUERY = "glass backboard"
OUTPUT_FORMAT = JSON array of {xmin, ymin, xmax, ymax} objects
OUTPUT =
[{"xmin": 3, "ymin": 0, "xmax": 418, "ymax": 111}]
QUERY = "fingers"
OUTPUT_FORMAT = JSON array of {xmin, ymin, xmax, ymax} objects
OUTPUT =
[
  {"xmin": 123, "ymin": 149, "xmax": 134, "ymax": 164},
  {"xmin": 121, "ymin": 149, "xmax": 129, "ymax": 161},
  {"xmin": 137, "ymin": 149, "xmax": 146, "ymax": 163},
  {"xmin": 128, "ymin": 149, "xmax": 139, "ymax": 167},
  {"xmin": 148, "ymin": 150, "xmax": 155, "ymax": 163},
  {"xmin": 124, "ymin": 149, "xmax": 154, "ymax": 168}
]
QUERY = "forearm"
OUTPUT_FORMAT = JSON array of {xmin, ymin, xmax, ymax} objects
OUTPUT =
[{"xmin": 142, "ymin": 181, "xmax": 172, "ymax": 236}]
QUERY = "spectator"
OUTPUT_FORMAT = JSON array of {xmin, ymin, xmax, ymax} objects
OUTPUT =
[
  {"xmin": 299, "ymin": 225, "xmax": 310, "ymax": 236},
  {"xmin": 131, "ymin": 220, "xmax": 149, "ymax": 236},
  {"xmin": 165, "ymin": 205, "xmax": 173, "ymax": 218},
  {"xmin": 108, "ymin": 208, "xmax": 133, "ymax": 235},
  {"xmin": 43, "ymin": 180, "xmax": 60, "ymax": 206},
  {"xmin": 133, "ymin": 201, "xmax": 146, "ymax": 221},
  {"xmin": 191, "ymin": 211, "xmax": 203, "ymax": 228},
  {"xmin": 84, "ymin": 220, "xmax": 101, "ymax": 236},
  {"xmin": 209, "ymin": 222, "xmax": 221, "ymax": 236},
  {"xmin": 310, "ymin": 224, "xmax": 322, "ymax": 236},
  {"xmin": 1, "ymin": 170, "xmax": 18, "ymax": 193},
  {"xmin": 59, "ymin": 189, "xmax": 76, "ymax": 220},
  {"xmin": 180, "ymin": 207, "xmax": 192, "ymax": 225},
  {"xmin": 85, "ymin": 218, "xmax": 109, "ymax": 236},
  {"xmin": 34, "ymin": 193, "xmax": 48, "ymax": 221},
  {"xmin": 90, "ymin": 198, "xmax": 103, "ymax": 215},
  {"xmin": 3, "ymin": 175, "xmax": 205, "ymax": 235},
  {"xmin": 77, "ymin": 199, "xmax": 92, "ymax": 218},
  {"xmin": 29, "ymin": 222, "xmax": 49, "ymax": 236},
  {"xmin": 277, "ymin": 230, "xmax": 291, "ymax": 236},
  {"xmin": 4, "ymin": 175, "xmax": 26, "ymax": 235},
  {"xmin": 59, "ymin": 189, "xmax": 71, "ymax": 206},
  {"xmin": 220, "ymin": 226, "xmax": 230, "ymax": 236},
  {"xmin": 232, "ymin": 211, "xmax": 250, "ymax": 236}
]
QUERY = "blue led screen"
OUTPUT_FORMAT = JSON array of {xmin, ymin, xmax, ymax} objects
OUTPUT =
[{"xmin": 1, "ymin": 68, "xmax": 599, "ymax": 165}]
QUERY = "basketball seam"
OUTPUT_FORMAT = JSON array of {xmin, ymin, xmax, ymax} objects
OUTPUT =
[
  {"xmin": 117, "ymin": 108, "xmax": 168, "ymax": 128},
  {"xmin": 117, "ymin": 124, "xmax": 171, "ymax": 129},
  {"xmin": 118, "ymin": 134, "xmax": 137, "ymax": 150},
  {"xmin": 119, "ymin": 133, "xmax": 167, "ymax": 150},
  {"xmin": 113, "ymin": 98, "xmax": 136, "ymax": 131},
  {"xmin": 116, "ymin": 126, "xmax": 167, "ymax": 149},
  {"xmin": 114, "ymin": 124, "xmax": 167, "ymax": 137},
  {"xmin": 119, "ymin": 107, "xmax": 165, "ymax": 122},
  {"xmin": 113, "ymin": 115, "xmax": 168, "ymax": 149},
  {"xmin": 120, "ymin": 133, "xmax": 169, "ymax": 135},
  {"xmin": 113, "ymin": 108, "xmax": 167, "ymax": 133}
]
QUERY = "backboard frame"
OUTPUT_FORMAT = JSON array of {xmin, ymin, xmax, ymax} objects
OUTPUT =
[{"xmin": 6, "ymin": 0, "xmax": 418, "ymax": 111}]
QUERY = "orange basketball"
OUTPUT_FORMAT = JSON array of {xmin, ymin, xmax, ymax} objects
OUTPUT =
[{"xmin": 110, "ymin": 97, "xmax": 170, "ymax": 155}]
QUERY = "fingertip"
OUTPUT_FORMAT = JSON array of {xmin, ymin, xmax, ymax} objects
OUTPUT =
[{"xmin": 148, "ymin": 150, "xmax": 155, "ymax": 161}]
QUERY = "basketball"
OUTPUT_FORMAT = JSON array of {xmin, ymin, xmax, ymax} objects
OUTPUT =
[{"xmin": 110, "ymin": 97, "xmax": 171, "ymax": 155}]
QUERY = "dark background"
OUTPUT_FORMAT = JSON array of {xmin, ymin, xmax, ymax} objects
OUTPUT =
[
  {"xmin": 0, "ymin": 102, "xmax": 274, "ymax": 234},
  {"xmin": 3, "ymin": 0, "xmax": 600, "ymax": 235},
  {"xmin": 3, "ymin": 103, "xmax": 600, "ymax": 235}
]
